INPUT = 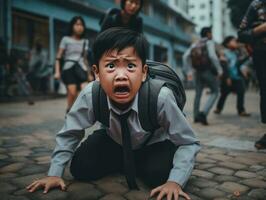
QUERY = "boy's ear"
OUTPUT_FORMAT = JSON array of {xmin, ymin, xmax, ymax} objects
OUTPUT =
[
  {"xmin": 92, "ymin": 65, "xmax": 100, "ymax": 81},
  {"xmin": 142, "ymin": 64, "xmax": 148, "ymax": 82}
]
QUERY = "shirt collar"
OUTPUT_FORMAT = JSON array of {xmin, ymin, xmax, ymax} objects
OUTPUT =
[{"xmin": 107, "ymin": 92, "xmax": 139, "ymax": 115}]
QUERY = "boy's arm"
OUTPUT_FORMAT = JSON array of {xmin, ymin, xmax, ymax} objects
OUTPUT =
[
  {"xmin": 182, "ymin": 45, "xmax": 193, "ymax": 79},
  {"xmin": 48, "ymin": 83, "xmax": 96, "ymax": 177},
  {"xmin": 157, "ymin": 87, "xmax": 201, "ymax": 187}
]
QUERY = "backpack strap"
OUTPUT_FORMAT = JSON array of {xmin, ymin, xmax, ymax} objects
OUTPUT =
[
  {"xmin": 138, "ymin": 79, "xmax": 165, "ymax": 146},
  {"xmin": 92, "ymin": 81, "xmax": 110, "ymax": 127}
]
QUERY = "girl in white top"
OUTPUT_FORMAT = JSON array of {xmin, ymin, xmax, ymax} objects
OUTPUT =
[{"xmin": 54, "ymin": 16, "xmax": 93, "ymax": 112}]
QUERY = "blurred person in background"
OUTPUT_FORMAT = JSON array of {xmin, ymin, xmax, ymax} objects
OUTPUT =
[
  {"xmin": 28, "ymin": 39, "xmax": 50, "ymax": 94},
  {"xmin": 238, "ymin": 0, "xmax": 266, "ymax": 149},
  {"xmin": 54, "ymin": 16, "xmax": 91, "ymax": 113},
  {"xmin": 183, "ymin": 27, "xmax": 223, "ymax": 125},
  {"xmin": 214, "ymin": 36, "xmax": 250, "ymax": 117},
  {"xmin": 100, "ymin": 0, "xmax": 143, "ymax": 33}
]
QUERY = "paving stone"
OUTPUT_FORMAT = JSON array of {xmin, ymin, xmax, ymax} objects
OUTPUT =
[
  {"xmin": 214, "ymin": 175, "xmax": 240, "ymax": 183},
  {"xmin": 197, "ymin": 163, "xmax": 216, "ymax": 170},
  {"xmin": 207, "ymin": 154, "xmax": 233, "ymax": 162},
  {"xmin": 192, "ymin": 169, "xmax": 214, "ymax": 179},
  {"xmin": 257, "ymin": 169, "xmax": 266, "ymax": 178},
  {"xmin": 0, "ymin": 163, "xmax": 25, "ymax": 173},
  {"xmin": 218, "ymin": 162, "xmax": 247, "ymax": 170},
  {"xmin": 13, "ymin": 188, "xmax": 29, "ymax": 196},
  {"xmin": 0, "ymin": 182, "xmax": 17, "ymax": 193},
  {"xmin": 208, "ymin": 167, "xmax": 234, "ymax": 176},
  {"xmin": 99, "ymin": 193, "xmax": 126, "ymax": 200},
  {"xmin": 67, "ymin": 182, "xmax": 103, "ymax": 200},
  {"xmin": 0, "ymin": 172, "xmax": 17, "ymax": 180},
  {"xmin": 218, "ymin": 182, "xmax": 250, "ymax": 194},
  {"xmin": 229, "ymin": 157, "xmax": 259, "ymax": 165},
  {"xmin": 2, "ymin": 195, "xmax": 30, "ymax": 200},
  {"xmin": 190, "ymin": 178, "xmax": 218, "ymax": 188},
  {"xmin": 0, "ymin": 154, "xmax": 8, "ymax": 160},
  {"xmin": 28, "ymin": 189, "xmax": 69, "ymax": 200},
  {"xmin": 241, "ymin": 178, "xmax": 266, "ymax": 188},
  {"xmin": 249, "ymin": 165, "xmax": 264, "ymax": 172},
  {"xmin": 9, "ymin": 150, "xmax": 31, "ymax": 157},
  {"xmin": 196, "ymin": 157, "xmax": 217, "ymax": 163},
  {"xmin": 11, "ymin": 173, "xmax": 45, "ymax": 188},
  {"xmin": 124, "ymin": 190, "xmax": 150, "ymax": 200},
  {"xmin": 184, "ymin": 183, "xmax": 201, "ymax": 194},
  {"xmin": 97, "ymin": 181, "xmax": 128, "ymax": 194},
  {"xmin": 187, "ymin": 194, "xmax": 203, "ymax": 200},
  {"xmin": 198, "ymin": 188, "xmax": 226, "ymax": 199},
  {"xmin": 235, "ymin": 171, "xmax": 257, "ymax": 179},
  {"xmin": 8, "ymin": 146, "xmax": 30, "ymax": 152},
  {"xmin": 0, "ymin": 160, "xmax": 11, "ymax": 168},
  {"xmin": 248, "ymin": 188, "xmax": 266, "ymax": 200},
  {"xmin": 34, "ymin": 156, "xmax": 50, "ymax": 163},
  {"xmin": 19, "ymin": 164, "xmax": 47, "ymax": 176}
]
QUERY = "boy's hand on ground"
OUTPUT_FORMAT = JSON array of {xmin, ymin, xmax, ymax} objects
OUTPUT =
[
  {"xmin": 150, "ymin": 181, "xmax": 191, "ymax": 200},
  {"xmin": 26, "ymin": 176, "xmax": 66, "ymax": 194}
]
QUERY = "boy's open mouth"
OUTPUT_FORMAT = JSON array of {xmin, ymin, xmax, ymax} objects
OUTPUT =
[{"xmin": 113, "ymin": 85, "xmax": 130, "ymax": 95}]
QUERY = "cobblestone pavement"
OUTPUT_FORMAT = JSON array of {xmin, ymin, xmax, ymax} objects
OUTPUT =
[{"xmin": 0, "ymin": 89, "xmax": 265, "ymax": 200}]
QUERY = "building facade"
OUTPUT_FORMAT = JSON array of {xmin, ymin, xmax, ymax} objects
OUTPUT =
[
  {"xmin": 0, "ymin": 0, "xmax": 195, "ymax": 78},
  {"xmin": 188, "ymin": 0, "xmax": 236, "ymax": 42}
]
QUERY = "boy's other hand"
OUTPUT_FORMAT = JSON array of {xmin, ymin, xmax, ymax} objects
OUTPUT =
[
  {"xmin": 150, "ymin": 181, "xmax": 191, "ymax": 200},
  {"xmin": 26, "ymin": 176, "xmax": 66, "ymax": 194}
]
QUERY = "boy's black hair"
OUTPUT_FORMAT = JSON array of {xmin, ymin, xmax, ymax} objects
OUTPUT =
[
  {"xmin": 121, "ymin": 0, "xmax": 143, "ymax": 15},
  {"xmin": 92, "ymin": 27, "xmax": 148, "ymax": 66},
  {"xmin": 200, "ymin": 26, "xmax": 212, "ymax": 38},
  {"xmin": 68, "ymin": 16, "xmax": 86, "ymax": 38},
  {"xmin": 222, "ymin": 35, "xmax": 235, "ymax": 47}
]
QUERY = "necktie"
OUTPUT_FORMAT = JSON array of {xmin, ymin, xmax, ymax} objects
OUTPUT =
[{"xmin": 118, "ymin": 110, "xmax": 139, "ymax": 190}]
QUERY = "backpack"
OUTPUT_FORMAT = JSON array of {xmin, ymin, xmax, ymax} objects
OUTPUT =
[
  {"xmin": 190, "ymin": 38, "xmax": 211, "ymax": 70},
  {"xmin": 92, "ymin": 60, "xmax": 186, "ymax": 146}
]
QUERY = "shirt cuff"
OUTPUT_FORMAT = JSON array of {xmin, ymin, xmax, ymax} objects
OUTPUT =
[
  {"xmin": 167, "ymin": 167, "xmax": 192, "ymax": 188},
  {"xmin": 47, "ymin": 164, "xmax": 65, "ymax": 177}
]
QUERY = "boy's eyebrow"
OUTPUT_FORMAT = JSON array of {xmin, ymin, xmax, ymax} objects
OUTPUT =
[{"xmin": 104, "ymin": 56, "xmax": 137, "ymax": 62}]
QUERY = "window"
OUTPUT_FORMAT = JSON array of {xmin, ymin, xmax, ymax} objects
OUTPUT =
[
  {"xmin": 12, "ymin": 10, "xmax": 49, "ymax": 50},
  {"xmin": 200, "ymin": 15, "xmax": 206, "ymax": 21},
  {"xmin": 200, "ymin": 3, "xmax": 206, "ymax": 9}
]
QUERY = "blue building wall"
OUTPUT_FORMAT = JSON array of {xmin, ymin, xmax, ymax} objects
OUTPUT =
[{"xmin": 5, "ymin": 0, "xmax": 191, "ymax": 73}]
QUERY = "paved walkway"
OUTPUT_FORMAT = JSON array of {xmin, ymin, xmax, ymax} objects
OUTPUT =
[{"xmin": 0, "ymin": 89, "xmax": 265, "ymax": 200}]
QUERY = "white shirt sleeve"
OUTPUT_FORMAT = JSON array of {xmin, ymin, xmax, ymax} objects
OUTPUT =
[
  {"xmin": 157, "ymin": 87, "xmax": 201, "ymax": 187},
  {"xmin": 48, "ymin": 82, "xmax": 96, "ymax": 177}
]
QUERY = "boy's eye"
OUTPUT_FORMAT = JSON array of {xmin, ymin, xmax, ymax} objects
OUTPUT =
[
  {"xmin": 106, "ymin": 63, "xmax": 115, "ymax": 69},
  {"xmin": 128, "ymin": 63, "xmax": 136, "ymax": 69}
]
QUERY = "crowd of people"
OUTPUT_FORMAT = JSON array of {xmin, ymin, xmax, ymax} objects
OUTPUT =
[{"xmin": 1, "ymin": 0, "xmax": 265, "ymax": 199}]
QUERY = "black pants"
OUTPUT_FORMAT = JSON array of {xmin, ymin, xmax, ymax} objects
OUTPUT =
[
  {"xmin": 70, "ymin": 129, "xmax": 177, "ymax": 188},
  {"xmin": 253, "ymin": 50, "xmax": 266, "ymax": 123},
  {"xmin": 216, "ymin": 79, "xmax": 246, "ymax": 114}
]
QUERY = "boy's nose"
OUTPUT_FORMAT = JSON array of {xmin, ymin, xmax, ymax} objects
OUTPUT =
[{"xmin": 115, "ymin": 70, "xmax": 128, "ymax": 81}]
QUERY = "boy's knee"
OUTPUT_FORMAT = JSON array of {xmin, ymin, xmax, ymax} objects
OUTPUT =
[
  {"xmin": 139, "ymin": 164, "xmax": 170, "ymax": 187},
  {"xmin": 70, "ymin": 157, "xmax": 101, "ymax": 181}
]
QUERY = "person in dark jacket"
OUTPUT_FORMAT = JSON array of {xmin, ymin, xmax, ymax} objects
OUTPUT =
[
  {"xmin": 100, "ymin": 0, "xmax": 143, "ymax": 33},
  {"xmin": 238, "ymin": 0, "xmax": 266, "ymax": 149}
]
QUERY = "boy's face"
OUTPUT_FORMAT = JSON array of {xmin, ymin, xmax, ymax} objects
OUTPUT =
[
  {"xmin": 228, "ymin": 38, "xmax": 238, "ymax": 50},
  {"xmin": 93, "ymin": 47, "xmax": 147, "ymax": 108}
]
